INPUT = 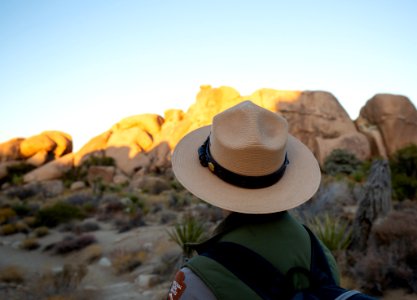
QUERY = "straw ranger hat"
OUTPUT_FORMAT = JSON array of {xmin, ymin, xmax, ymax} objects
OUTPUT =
[{"xmin": 172, "ymin": 100, "xmax": 321, "ymax": 214}]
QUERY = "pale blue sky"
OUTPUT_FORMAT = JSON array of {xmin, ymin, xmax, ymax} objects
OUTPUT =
[{"xmin": 1, "ymin": 0, "xmax": 416, "ymax": 151}]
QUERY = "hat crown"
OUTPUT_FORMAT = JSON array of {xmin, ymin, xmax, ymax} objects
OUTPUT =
[{"xmin": 210, "ymin": 101, "xmax": 288, "ymax": 176}]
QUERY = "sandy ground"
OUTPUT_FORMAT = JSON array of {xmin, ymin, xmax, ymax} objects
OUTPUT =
[
  {"xmin": 0, "ymin": 219, "xmax": 178, "ymax": 299},
  {"xmin": 1, "ymin": 220, "xmax": 417, "ymax": 300}
]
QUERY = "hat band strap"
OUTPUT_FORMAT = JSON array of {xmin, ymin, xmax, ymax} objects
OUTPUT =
[{"xmin": 198, "ymin": 136, "xmax": 289, "ymax": 189}]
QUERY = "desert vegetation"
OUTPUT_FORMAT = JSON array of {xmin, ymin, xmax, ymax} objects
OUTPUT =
[{"xmin": 0, "ymin": 145, "xmax": 416, "ymax": 299}]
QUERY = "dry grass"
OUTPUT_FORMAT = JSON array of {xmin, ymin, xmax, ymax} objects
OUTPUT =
[
  {"xmin": 81, "ymin": 244, "xmax": 103, "ymax": 264},
  {"xmin": 0, "ymin": 265, "xmax": 25, "ymax": 284},
  {"xmin": 110, "ymin": 248, "xmax": 147, "ymax": 274},
  {"xmin": 20, "ymin": 237, "xmax": 40, "ymax": 250}
]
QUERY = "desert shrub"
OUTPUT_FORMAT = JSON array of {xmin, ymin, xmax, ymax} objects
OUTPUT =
[
  {"xmin": 34, "ymin": 226, "xmax": 50, "ymax": 237},
  {"xmin": 170, "ymin": 178, "xmax": 185, "ymax": 191},
  {"xmin": 4, "ymin": 182, "xmax": 42, "ymax": 200},
  {"xmin": 11, "ymin": 202, "xmax": 31, "ymax": 217},
  {"xmin": 54, "ymin": 234, "xmax": 97, "ymax": 255},
  {"xmin": 390, "ymin": 144, "xmax": 417, "ymax": 201},
  {"xmin": 23, "ymin": 216, "xmax": 37, "ymax": 227},
  {"xmin": 82, "ymin": 155, "xmax": 115, "ymax": 167},
  {"xmin": 62, "ymin": 167, "xmax": 87, "ymax": 187},
  {"xmin": 323, "ymin": 149, "xmax": 363, "ymax": 176},
  {"xmin": 114, "ymin": 210, "xmax": 145, "ymax": 233},
  {"xmin": 75, "ymin": 221, "xmax": 100, "ymax": 233},
  {"xmin": 0, "ymin": 207, "xmax": 16, "ymax": 224},
  {"xmin": 65, "ymin": 193, "xmax": 95, "ymax": 206},
  {"xmin": 82, "ymin": 244, "xmax": 103, "ymax": 264},
  {"xmin": 0, "ymin": 265, "xmax": 25, "ymax": 284},
  {"xmin": 21, "ymin": 237, "xmax": 40, "ymax": 250},
  {"xmin": 0, "ymin": 223, "xmax": 18, "ymax": 235},
  {"xmin": 15, "ymin": 220, "xmax": 30, "ymax": 233},
  {"xmin": 167, "ymin": 190, "xmax": 193, "ymax": 210},
  {"xmin": 167, "ymin": 214, "xmax": 207, "ymax": 258},
  {"xmin": 62, "ymin": 154, "xmax": 115, "ymax": 187},
  {"xmin": 34, "ymin": 264, "xmax": 87, "ymax": 298},
  {"xmin": 110, "ymin": 249, "xmax": 146, "ymax": 274},
  {"xmin": 35, "ymin": 202, "xmax": 85, "ymax": 227},
  {"xmin": 4, "ymin": 163, "xmax": 36, "ymax": 185},
  {"xmin": 352, "ymin": 209, "xmax": 417, "ymax": 294},
  {"xmin": 308, "ymin": 213, "xmax": 352, "ymax": 252}
]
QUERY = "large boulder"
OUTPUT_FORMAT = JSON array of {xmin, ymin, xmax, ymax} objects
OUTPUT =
[
  {"xmin": 42, "ymin": 131, "xmax": 73, "ymax": 157},
  {"xmin": 0, "ymin": 138, "xmax": 24, "ymax": 162},
  {"xmin": 19, "ymin": 134, "xmax": 56, "ymax": 158},
  {"xmin": 156, "ymin": 109, "xmax": 193, "ymax": 148},
  {"xmin": 186, "ymin": 85, "xmax": 242, "ymax": 127},
  {"xmin": 19, "ymin": 131, "xmax": 72, "ymax": 160},
  {"xmin": 23, "ymin": 153, "xmax": 74, "ymax": 183},
  {"xmin": 356, "ymin": 94, "xmax": 417, "ymax": 157},
  {"xmin": 274, "ymin": 91, "xmax": 371, "ymax": 164},
  {"xmin": 74, "ymin": 131, "xmax": 111, "ymax": 166},
  {"xmin": 112, "ymin": 114, "xmax": 164, "ymax": 137},
  {"xmin": 87, "ymin": 166, "xmax": 115, "ymax": 185},
  {"xmin": 161, "ymin": 86, "xmax": 372, "ymax": 166}
]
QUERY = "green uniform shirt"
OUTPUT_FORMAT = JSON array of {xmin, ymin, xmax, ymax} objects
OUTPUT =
[{"xmin": 184, "ymin": 212, "xmax": 340, "ymax": 300}]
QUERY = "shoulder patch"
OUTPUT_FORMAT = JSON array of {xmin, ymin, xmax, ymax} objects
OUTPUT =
[{"xmin": 168, "ymin": 270, "xmax": 187, "ymax": 300}]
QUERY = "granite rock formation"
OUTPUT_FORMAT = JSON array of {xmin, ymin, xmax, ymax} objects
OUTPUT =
[
  {"xmin": 356, "ymin": 94, "xmax": 417, "ymax": 157},
  {"xmin": 1, "ymin": 85, "xmax": 416, "ymax": 185}
]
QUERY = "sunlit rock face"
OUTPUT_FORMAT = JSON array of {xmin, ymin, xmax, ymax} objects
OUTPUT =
[
  {"xmin": 19, "ymin": 131, "xmax": 72, "ymax": 159},
  {"xmin": 3, "ymin": 85, "xmax": 417, "ymax": 184},
  {"xmin": 171, "ymin": 86, "xmax": 371, "ymax": 166},
  {"xmin": 73, "ymin": 85, "xmax": 373, "ymax": 172},
  {"xmin": 356, "ymin": 94, "xmax": 417, "ymax": 157}
]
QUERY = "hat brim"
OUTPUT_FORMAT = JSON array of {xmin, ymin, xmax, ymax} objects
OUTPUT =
[{"xmin": 172, "ymin": 126, "xmax": 321, "ymax": 214}]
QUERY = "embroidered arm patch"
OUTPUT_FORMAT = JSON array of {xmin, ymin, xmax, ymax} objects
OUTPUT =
[{"xmin": 168, "ymin": 270, "xmax": 187, "ymax": 300}]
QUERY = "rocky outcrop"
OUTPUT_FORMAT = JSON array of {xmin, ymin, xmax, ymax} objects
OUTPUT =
[
  {"xmin": 23, "ymin": 153, "xmax": 74, "ymax": 183},
  {"xmin": 19, "ymin": 131, "xmax": 72, "ymax": 160},
  {"xmin": 164, "ymin": 86, "xmax": 371, "ymax": 166},
  {"xmin": 2, "ymin": 86, "xmax": 416, "ymax": 185},
  {"xmin": 0, "ymin": 132, "xmax": 72, "ymax": 185},
  {"xmin": 356, "ymin": 94, "xmax": 417, "ymax": 157},
  {"xmin": 0, "ymin": 138, "xmax": 24, "ymax": 162},
  {"xmin": 278, "ymin": 91, "xmax": 370, "ymax": 164}
]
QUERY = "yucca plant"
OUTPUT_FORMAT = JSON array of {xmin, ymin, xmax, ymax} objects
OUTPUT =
[
  {"xmin": 167, "ymin": 214, "xmax": 206, "ymax": 258},
  {"xmin": 308, "ymin": 213, "xmax": 352, "ymax": 252}
]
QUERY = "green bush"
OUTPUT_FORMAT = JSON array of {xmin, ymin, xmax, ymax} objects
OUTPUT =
[
  {"xmin": 308, "ymin": 213, "xmax": 352, "ymax": 252},
  {"xmin": 323, "ymin": 149, "xmax": 362, "ymax": 176},
  {"xmin": 4, "ymin": 163, "xmax": 36, "ymax": 185},
  {"xmin": 82, "ymin": 155, "xmax": 115, "ymax": 167},
  {"xmin": 167, "ymin": 214, "xmax": 206, "ymax": 258},
  {"xmin": 390, "ymin": 144, "xmax": 417, "ymax": 201},
  {"xmin": 62, "ymin": 167, "xmax": 87, "ymax": 187},
  {"xmin": 11, "ymin": 203, "xmax": 31, "ymax": 217},
  {"xmin": 62, "ymin": 156, "xmax": 115, "ymax": 187},
  {"xmin": 35, "ymin": 202, "xmax": 85, "ymax": 227}
]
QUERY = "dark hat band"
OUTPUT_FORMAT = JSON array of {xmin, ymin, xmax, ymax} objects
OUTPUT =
[{"xmin": 198, "ymin": 136, "xmax": 289, "ymax": 189}]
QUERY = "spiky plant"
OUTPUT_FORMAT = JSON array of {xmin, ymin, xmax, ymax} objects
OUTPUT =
[
  {"xmin": 167, "ymin": 214, "xmax": 206, "ymax": 258},
  {"xmin": 308, "ymin": 213, "xmax": 352, "ymax": 252}
]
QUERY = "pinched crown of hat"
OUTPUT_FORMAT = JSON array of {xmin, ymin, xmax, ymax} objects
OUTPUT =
[{"xmin": 172, "ymin": 101, "xmax": 321, "ymax": 214}]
